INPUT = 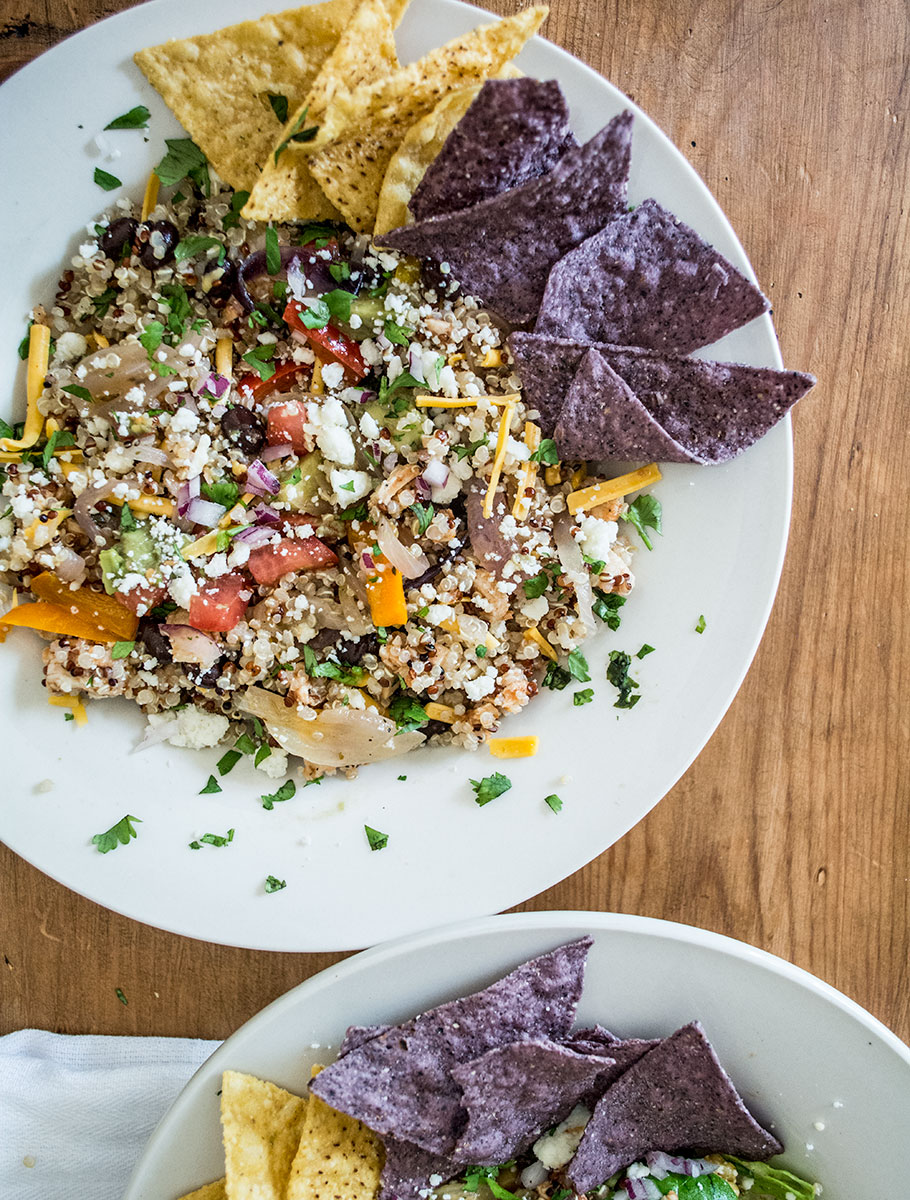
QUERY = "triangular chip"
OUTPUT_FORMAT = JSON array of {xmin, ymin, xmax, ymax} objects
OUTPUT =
[
  {"xmin": 452, "ymin": 1038, "xmax": 617, "ymax": 1165},
  {"xmin": 379, "ymin": 1135, "xmax": 461, "ymax": 1199},
  {"xmin": 378, "ymin": 111, "xmax": 633, "ymax": 324},
  {"xmin": 285, "ymin": 1067, "xmax": 383, "ymax": 1200},
  {"xmin": 306, "ymin": 6, "xmax": 549, "ymax": 231},
  {"xmin": 535, "ymin": 197, "xmax": 770, "ymax": 353},
  {"xmin": 309, "ymin": 938, "xmax": 591, "ymax": 1156},
  {"xmin": 178, "ymin": 1181, "xmax": 227, "ymax": 1200},
  {"xmin": 221, "ymin": 1070, "xmax": 308, "ymax": 1200},
  {"xmin": 567, "ymin": 1022, "xmax": 783, "ymax": 1192},
  {"xmin": 243, "ymin": 0, "xmax": 405, "ymax": 221},
  {"xmin": 408, "ymin": 77, "xmax": 572, "ymax": 222},
  {"xmin": 134, "ymin": 0, "xmax": 406, "ymax": 192}
]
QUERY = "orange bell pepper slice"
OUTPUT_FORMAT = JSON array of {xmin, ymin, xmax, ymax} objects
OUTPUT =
[
  {"xmin": 30, "ymin": 572, "xmax": 138, "ymax": 640},
  {"xmin": 0, "ymin": 601, "xmax": 118, "ymax": 643},
  {"xmin": 348, "ymin": 521, "xmax": 408, "ymax": 628}
]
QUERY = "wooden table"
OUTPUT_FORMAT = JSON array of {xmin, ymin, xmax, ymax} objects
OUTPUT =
[{"xmin": 1, "ymin": 0, "xmax": 907, "ymax": 1046}]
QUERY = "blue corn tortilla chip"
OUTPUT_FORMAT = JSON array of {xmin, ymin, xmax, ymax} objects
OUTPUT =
[
  {"xmin": 409, "ymin": 78, "xmax": 573, "ymax": 221},
  {"xmin": 452, "ymin": 1038, "xmax": 617, "ymax": 1165},
  {"xmin": 339, "ymin": 1024, "xmax": 392, "ymax": 1057},
  {"xmin": 379, "ymin": 1135, "xmax": 461, "ymax": 1200},
  {"xmin": 535, "ymin": 198, "xmax": 770, "ymax": 353},
  {"xmin": 507, "ymin": 333, "xmax": 815, "ymax": 460},
  {"xmin": 310, "ymin": 938, "xmax": 592, "ymax": 1156},
  {"xmin": 554, "ymin": 349, "xmax": 696, "ymax": 462},
  {"xmin": 562, "ymin": 1025, "xmax": 621, "ymax": 1052},
  {"xmin": 567, "ymin": 1021, "xmax": 783, "ymax": 1193},
  {"xmin": 377, "ymin": 112, "xmax": 633, "ymax": 326}
]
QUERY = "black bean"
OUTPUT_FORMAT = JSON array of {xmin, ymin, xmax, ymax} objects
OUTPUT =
[
  {"xmin": 221, "ymin": 406, "xmax": 266, "ymax": 456},
  {"xmin": 100, "ymin": 218, "xmax": 138, "ymax": 260},
  {"xmin": 334, "ymin": 633, "xmax": 380, "ymax": 665},
  {"xmin": 138, "ymin": 220, "xmax": 179, "ymax": 269},
  {"xmin": 422, "ymin": 719, "xmax": 450, "ymax": 740},
  {"xmin": 195, "ymin": 661, "xmax": 223, "ymax": 687},
  {"xmin": 307, "ymin": 628, "xmax": 340, "ymax": 653},
  {"xmin": 206, "ymin": 259, "xmax": 237, "ymax": 307},
  {"xmin": 137, "ymin": 620, "xmax": 172, "ymax": 663}
]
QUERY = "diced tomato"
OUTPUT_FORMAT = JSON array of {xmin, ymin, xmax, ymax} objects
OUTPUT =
[
  {"xmin": 283, "ymin": 300, "xmax": 367, "ymax": 381},
  {"xmin": 187, "ymin": 573, "xmax": 251, "ymax": 632},
  {"xmin": 266, "ymin": 400, "xmax": 311, "ymax": 452},
  {"xmin": 114, "ymin": 583, "xmax": 167, "ymax": 617},
  {"xmin": 236, "ymin": 359, "xmax": 311, "ymax": 403},
  {"xmin": 247, "ymin": 517, "xmax": 338, "ymax": 585}
]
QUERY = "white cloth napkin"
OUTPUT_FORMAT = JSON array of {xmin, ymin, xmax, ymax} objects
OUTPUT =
[{"xmin": 0, "ymin": 1029, "xmax": 220, "ymax": 1200}]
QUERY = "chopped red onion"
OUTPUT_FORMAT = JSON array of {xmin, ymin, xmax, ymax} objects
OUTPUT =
[
  {"xmin": 414, "ymin": 475, "xmax": 431, "ymax": 500},
  {"xmin": 56, "ymin": 549, "xmax": 87, "ymax": 584},
  {"xmin": 383, "ymin": 451, "xmax": 398, "ymax": 472},
  {"xmin": 361, "ymin": 551, "xmax": 375, "ymax": 571},
  {"xmin": 245, "ymin": 458, "xmax": 280, "ymax": 495},
  {"xmin": 73, "ymin": 480, "xmax": 117, "ymax": 544},
  {"xmin": 356, "ymin": 389, "xmax": 376, "ymax": 404},
  {"xmin": 420, "ymin": 459, "xmax": 448, "ymax": 488},
  {"xmin": 177, "ymin": 474, "xmax": 201, "ymax": 517},
  {"xmin": 160, "ymin": 624, "xmax": 221, "ymax": 667},
  {"xmin": 233, "ymin": 525, "xmax": 278, "ymax": 548},
  {"xmin": 196, "ymin": 372, "xmax": 230, "ymax": 399},
  {"xmin": 623, "ymin": 1178, "xmax": 649, "ymax": 1200},
  {"xmin": 645, "ymin": 1153, "xmax": 699, "ymax": 1178},
  {"xmin": 132, "ymin": 443, "xmax": 170, "ymax": 467},
  {"xmin": 407, "ymin": 346, "xmax": 426, "ymax": 382},
  {"xmin": 185, "ymin": 496, "xmax": 226, "ymax": 527},
  {"xmin": 259, "ymin": 442, "xmax": 296, "ymax": 462},
  {"xmin": 252, "ymin": 503, "xmax": 281, "ymax": 523}
]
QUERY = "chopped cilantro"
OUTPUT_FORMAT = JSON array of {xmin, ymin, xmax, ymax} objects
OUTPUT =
[
  {"xmin": 91, "ymin": 286, "xmax": 118, "ymax": 319},
  {"xmin": 469, "ymin": 772, "xmax": 512, "ymax": 807},
  {"xmin": 567, "ymin": 648, "xmax": 590, "ymax": 682},
  {"xmin": 117, "ymin": 505, "xmax": 136, "ymax": 534},
  {"xmin": 261, "ymin": 779, "xmax": 296, "ymax": 810},
  {"xmin": 274, "ymin": 106, "xmax": 318, "ymax": 164},
  {"xmin": 105, "ymin": 105, "xmax": 150, "ymax": 129},
  {"xmin": 298, "ymin": 298, "xmax": 331, "ymax": 328},
  {"xmin": 328, "ymin": 261, "xmax": 351, "ymax": 282},
  {"xmin": 582, "ymin": 552, "xmax": 605, "ymax": 574},
  {"xmin": 383, "ymin": 318, "xmax": 412, "ymax": 346},
  {"xmin": 149, "ymin": 599, "xmax": 177, "ymax": 621},
  {"xmin": 199, "ymin": 775, "xmax": 222, "ymax": 794},
  {"xmin": 636, "ymin": 643, "xmax": 655, "ymax": 658},
  {"xmin": 624, "ymin": 493, "xmax": 663, "ymax": 550},
  {"xmin": 388, "ymin": 693, "xmax": 428, "ymax": 732},
  {"xmin": 201, "ymin": 477, "xmax": 239, "ymax": 508},
  {"xmin": 234, "ymin": 732, "xmax": 257, "ymax": 756},
  {"xmin": 115, "ymin": 987, "xmax": 129, "ymax": 1006},
  {"xmin": 337, "ymin": 499, "xmax": 368, "ymax": 522},
  {"xmin": 241, "ymin": 344, "xmax": 277, "ymax": 381},
  {"xmin": 462, "ymin": 1163, "xmax": 518, "ymax": 1198},
  {"xmin": 397, "ymin": 774, "xmax": 407, "ymax": 781},
  {"xmin": 155, "ymin": 137, "xmax": 210, "ymax": 194},
  {"xmin": 324, "ymin": 288, "xmax": 353, "ymax": 323},
  {"xmin": 378, "ymin": 370, "xmax": 423, "ymax": 406},
  {"xmin": 455, "ymin": 435, "xmax": 489, "ymax": 461},
  {"xmin": 94, "ymin": 167, "xmax": 122, "ymax": 191},
  {"xmin": 522, "ymin": 572, "xmax": 549, "ymax": 600},
  {"xmin": 285, "ymin": 465, "xmax": 302, "ymax": 486},
  {"xmin": 529, "ymin": 438, "xmax": 558, "ymax": 465},
  {"xmin": 475, "ymin": 645, "xmax": 487, "ymax": 658},
  {"xmin": 411, "ymin": 501, "xmax": 434, "ymax": 534},
  {"xmin": 41, "ymin": 429, "xmax": 75, "ymax": 468},
  {"xmin": 266, "ymin": 92, "xmax": 289, "ymax": 123},
  {"xmin": 264, "ymin": 875, "xmax": 287, "ymax": 893},
  {"xmin": 265, "ymin": 226, "xmax": 281, "ymax": 275},
  {"xmin": 254, "ymin": 743, "xmax": 272, "ymax": 768},
  {"xmin": 138, "ymin": 321, "xmax": 178, "ymax": 376},
  {"xmin": 216, "ymin": 748, "xmax": 242, "ymax": 776},
  {"xmin": 111, "ymin": 640, "xmax": 135, "ymax": 660},
  {"xmin": 364, "ymin": 825, "xmax": 388, "ymax": 851},
  {"xmin": 189, "ymin": 829, "xmax": 235, "ymax": 849},
  {"xmin": 592, "ymin": 588, "xmax": 625, "ymax": 630},
  {"xmin": 606, "ymin": 650, "xmax": 640, "ymax": 709},
  {"xmin": 91, "ymin": 814, "xmax": 142, "ymax": 853},
  {"xmin": 222, "ymin": 189, "xmax": 251, "ymax": 230},
  {"xmin": 573, "ymin": 688, "xmax": 594, "ymax": 706},
  {"xmin": 174, "ymin": 235, "xmax": 226, "ymax": 266},
  {"xmin": 340, "ymin": 480, "xmax": 356, "ymax": 492},
  {"xmin": 64, "ymin": 712, "xmax": 75, "ymax": 722},
  {"xmin": 544, "ymin": 793, "xmax": 563, "ymax": 813},
  {"xmin": 297, "ymin": 221, "xmax": 338, "ymax": 247},
  {"xmin": 653, "ymin": 1173, "xmax": 737, "ymax": 1199},
  {"xmin": 542, "ymin": 662, "xmax": 571, "ymax": 691},
  {"xmin": 724, "ymin": 1159, "xmax": 815, "ymax": 1200},
  {"xmin": 695, "ymin": 614, "xmax": 707, "ymax": 634}
]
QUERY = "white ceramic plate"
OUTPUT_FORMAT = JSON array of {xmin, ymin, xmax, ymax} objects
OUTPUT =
[
  {"xmin": 0, "ymin": 1, "xmax": 792, "ymax": 950},
  {"xmin": 124, "ymin": 912, "xmax": 910, "ymax": 1199}
]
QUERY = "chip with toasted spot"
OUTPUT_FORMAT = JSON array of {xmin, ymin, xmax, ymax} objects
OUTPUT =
[
  {"xmin": 178, "ymin": 1180, "xmax": 227, "ymax": 1200},
  {"xmin": 285, "ymin": 1066, "xmax": 383, "ymax": 1200},
  {"xmin": 134, "ymin": 0, "xmax": 406, "ymax": 193},
  {"xmin": 221, "ymin": 1070, "xmax": 308, "ymax": 1200},
  {"xmin": 373, "ymin": 64, "xmax": 522, "ymax": 235},
  {"xmin": 307, "ymin": 6, "xmax": 548, "ymax": 231},
  {"xmin": 243, "ymin": 0, "xmax": 405, "ymax": 222}
]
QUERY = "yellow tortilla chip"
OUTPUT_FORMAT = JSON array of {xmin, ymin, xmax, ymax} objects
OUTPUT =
[
  {"xmin": 373, "ymin": 63, "xmax": 522, "ymax": 235},
  {"xmin": 307, "ymin": 5, "xmax": 548, "ymax": 231},
  {"xmin": 178, "ymin": 1181, "xmax": 227, "ymax": 1200},
  {"xmin": 285, "ymin": 1067, "xmax": 383, "ymax": 1200},
  {"xmin": 221, "ymin": 1070, "xmax": 308, "ymax": 1200},
  {"xmin": 134, "ymin": 0, "xmax": 407, "ymax": 192},
  {"xmin": 243, "ymin": 0, "xmax": 404, "ymax": 222}
]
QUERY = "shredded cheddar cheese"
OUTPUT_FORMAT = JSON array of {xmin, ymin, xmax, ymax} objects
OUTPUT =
[
  {"xmin": 482, "ymin": 398, "xmax": 516, "ymax": 519},
  {"xmin": 140, "ymin": 171, "xmax": 160, "ymax": 221},
  {"xmin": 1, "ymin": 324, "xmax": 50, "ymax": 451},
  {"xmin": 424, "ymin": 701, "xmax": 457, "ymax": 723},
  {"xmin": 479, "ymin": 347, "xmax": 503, "ymax": 368},
  {"xmin": 108, "ymin": 493, "xmax": 176, "ymax": 518},
  {"xmin": 545, "ymin": 464, "xmax": 562, "ymax": 486},
  {"xmin": 512, "ymin": 420, "xmax": 541, "ymax": 520},
  {"xmin": 215, "ymin": 337, "xmax": 233, "ymax": 380},
  {"xmin": 48, "ymin": 694, "xmax": 88, "ymax": 726},
  {"xmin": 90, "ymin": 331, "xmax": 110, "ymax": 349},
  {"xmin": 181, "ymin": 531, "xmax": 220, "ymax": 560},
  {"xmin": 567, "ymin": 463, "xmax": 662, "ymax": 515},
  {"xmin": 489, "ymin": 735, "xmax": 539, "ymax": 759},
  {"xmin": 523, "ymin": 625, "xmax": 558, "ymax": 661},
  {"xmin": 415, "ymin": 393, "xmax": 518, "ymax": 409}
]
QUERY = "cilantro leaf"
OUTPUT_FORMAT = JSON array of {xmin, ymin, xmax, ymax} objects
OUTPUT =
[
  {"xmin": 274, "ymin": 106, "xmax": 319, "ymax": 164},
  {"xmin": 567, "ymin": 648, "xmax": 590, "ymax": 682},
  {"xmin": 606, "ymin": 649, "xmax": 640, "ymax": 709},
  {"xmin": 299, "ymin": 298, "xmax": 331, "ymax": 329},
  {"xmin": 542, "ymin": 662, "xmax": 571, "ymax": 691},
  {"xmin": 155, "ymin": 138, "xmax": 210, "ymax": 194},
  {"xmin": 201, "ymin": 477, "xmax": 239, "ymax": 508},
  {"xmin": 111, "ymin": 640, "xmax": 135, "ymax": 659},
  {"xmin": 91, "ymin": 286, "xmax": 118, "ymax": 318},
  {"xmin": 119, "ymin": 500, "xmax": 136, "ymax": 528},
  {"xmin": 695, "ymin": 613, "xmax": 707, "ymax": 634},
  {"xmin": 545, "ymin": 793, "xmax": 563, "ymax": 813},
  {"xmin": 530, "ymin": 438, "xmax": 558, "ymax": 465},
  {"xmin": 388, "ymin": 692, "xmax": 429, "ymax": 733},
  {"xmin": 264, "ymin": 875, "xmax": 287, "ymax": 893},
  {"xmin": 337, "ymin": 499, "xmax": 368, "ymax": 522},
  {"xmin": 592, "ymin": 588, "xmax": 625, "ymax": 630},
  {"xmin": 636, "ymin": 643, "xmax": 655, "ymax": 658},
  {"xmin": 324, "ymin": 288, "xmax": 353, "ymax": 323},
  {"xmin": 105, "ymin": 105, "xmax": 150, "ymax": 130},
  {"xmin": 455, "ymin": 435, "xmax": 489, "ymax": 461},
  {"xmin": 469, "ymin": 772, "xmax": 512, "ymax": 806},
  {"xmin": 241, "ymin": 344, "xmax": 277, "ymax": 381},
  {"xmin": 624, "ymin": 492, "xmax": 662, "ymax": 550},
  {"xmin": 41, "ymin": 429, "xmax": 75, "ymax": 468},
  {"xmin": 411, "ymin": 501, "xmax": 434, "ymax": 535},
  {"xmin": 91, "ymin": 814, "xmax": 141, "ymax": 853},
  {"xmin": 115, "ymin": 987, "xmax": 129, "ymax": 1006},
  {"xmin": 297, "ymin": 221, "xmax": 339, "ymax": 247},
  {"xmin": 17, "ymin": 325, "xmax": 32, "ymax": 359},
  {"xmin": 199, "ymin": 775, "xmax": 222, "ymax": 794},
  {"xmin": 364, "ymin": 824, "xmax": 388, "ymax": 851},
  {"xmin": 573, "ymin": 688, "xmax": 594, "ymax": 706},
  {"xmin": 265, "ymin": 226, "xmax": 281, "ymax": 275},
  {"xmin": 138, "ymin": 321, "xmax": 178, "ymax": 376},
  {"xmin": 267, "ymin": 93, "xmax": 289, "ymax": 123},
  {"xmin": 189, "ymin": 828, "xmax": 234, "ymax": 849},
  {"xmin": 328, "ymin": 261, "xmax": 351, "ymax": 282},
  {"xmin": 653, "ymin": 1174, "xmax": 737, "ymax": 1200},
  {"xmin": 216, "ymin": 748, "xmax": 242, "ymax": 776},
  {"xmin": 222, "ymin": 189, "xmax": 251, "ymax": 230},
  {"xmin": 61, "ymin": 384, "xmax": 94, "ymax": 404},
  {"xmin": 724, "ymin": 1159, "xmax": 816, "ymax": 1200},
  {"xmin": 523, "ymin": 572, "xmax": 549, "ymax": 600},
  {"xmin": 383, "ymin": 318, "xmax": 412, "ymax": 346},
  {"xmin": 94, "ymin": 167, "xmax": 122, "ymax": 191},
  {"xmin": 174, "ymin": 235, "xmax": 226, "ymax": 266},
  {"xmin": 261, "ymin": 779, "xmax": 296, "ymax": 810},
  {"xmin": 462, "ymin": 1164, "xmax": 518, "ymax": 1199}
]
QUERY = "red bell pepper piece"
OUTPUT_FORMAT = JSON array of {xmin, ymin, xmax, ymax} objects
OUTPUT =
[{"xmin": 283, "ymin": 300, "xmax": 367, "ymax": 380}]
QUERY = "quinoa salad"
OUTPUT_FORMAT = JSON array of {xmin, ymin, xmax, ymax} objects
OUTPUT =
[{"xmin": 0, "ymin": 168, "xmax": 640, "ymax": 777}]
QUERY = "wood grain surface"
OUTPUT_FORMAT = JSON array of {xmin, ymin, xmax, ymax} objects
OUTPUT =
[{"xmin": 0, "ymin": 0, "xmax": 907, "ymax": 1048}]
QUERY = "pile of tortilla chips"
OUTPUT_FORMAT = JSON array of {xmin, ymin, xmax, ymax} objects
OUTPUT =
[{"xmin": 135, "ymin": 0, "xmax": 547, "ymax": 232}]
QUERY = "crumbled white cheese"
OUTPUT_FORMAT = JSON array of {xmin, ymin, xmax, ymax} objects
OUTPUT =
[
  {"xmin": 359, "ymin": 411, "xmax": 381, "ymax": 439},
  {"xmin": 169, "ymin": 407, "xmax": 200, "ymax": 434},
  {"xmin": 256, "ymin": 747, "xmax": 290, "ymax": 778},
  {"xmin": 533, "ymin": 1104, "xmax": 591, "ymax": 1169},
  {"xmin": 321, "ymin": 362, "xmax": 344, "ymax": 389},
  {"xmin": 330, "ymin": 468, "xmax": 372, "ymax": 504},
  {"xmin": 54, "ymin": 331, "xmax": 88, "ymax": 363},
  {"xmin": 147, "ymin": 708, "xmax": 231, "ymax": 749},
  {"xmin": 576, "ymin": 514, "xmax": 619, "ymax": 562},
  {"xmin": 520, "ymin": 595, "xmax": 549, "ymax": 622}
]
